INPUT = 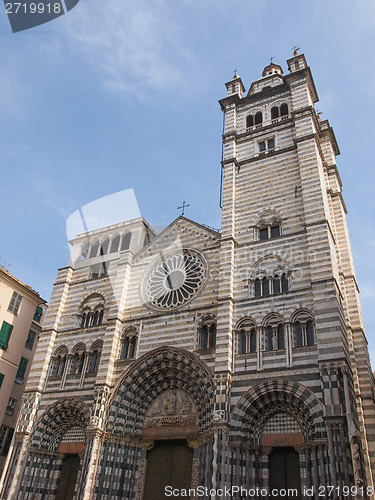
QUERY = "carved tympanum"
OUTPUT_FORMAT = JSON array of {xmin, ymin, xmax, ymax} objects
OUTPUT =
[{"xmin": 144, "ymin": 389, "xmax": 197, "ymax": 427}]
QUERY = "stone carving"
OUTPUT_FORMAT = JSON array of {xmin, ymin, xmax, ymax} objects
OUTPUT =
[
  {"xmin": 144, "ymin": 389, "xmax": 197, "ymax": 427},
  {"xmin": 213, "ymin": 410, "xmax": 226, "ymax": 422},
  {"xmin": 135, "ymin": 458, "xmax": 147, "ymax": 500},
  {"xmin": 353, "ymin": 443, "xmax": 363, "ymax": 486}
]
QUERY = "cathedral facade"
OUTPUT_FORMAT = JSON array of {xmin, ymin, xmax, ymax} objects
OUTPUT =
[{"xmin": 1, "ymin": 52, "xmax": 375, "ymax": 500}]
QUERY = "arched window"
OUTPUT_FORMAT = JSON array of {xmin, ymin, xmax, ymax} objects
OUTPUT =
[
  {"xmin": 237, "ymin": 321, "xmax": 257, "ymax": 354},
  {"xmin": 255, "ymin": 112, "xmax": 262, "ymax": 125},
  {"xmin": 277, "ymin": 324, "xmax": 285, "ymax": 349},
  {"xmin": 239, "ymin": 329, "xmax": 247, "ymax": 354},
  {"xmin": 122, "ymin": 337, "xmax": 130, "ymax": 359},
  {"xmin": 93, "ymin": 310, "xmax": 99, "ymax": 326},
  {"xmin": 201, "ymin": 324, "xmax": 208, "ymax": 349},
  {"xmin": 258, "ymin": 220, "xmax": 281, "ymax": 240},
  {"xmin": 129, "ymin": 337, "xmax": 137, "ymax": 358},
  {"xmin": 280, "ymin": 103, "xmax": 288, "ymax": 116},
  {"xmin": 266, "ymin": 326, "xmax": 273, "ymax": 351},
  {"xmin": 100, "ymin": 238, "xmax": 110, "ymax": 256},
  {"xmin": 273, "ymin": 276, "xmax": 281, "ymax": 294},
  {"xmin": 281, "ymin": 273, "xmax": 289, "ymax": 293},
  {"xmin": 98, "ymin": 309, "xmax": 104, "ymax": 325},
  {"xmin": 53, "ymin": 350, "xmax": 67, "ymax": 377},
  {"xmin": 262, "ymin": 277, "xmax": 270, "ymax": 296},
  {"xmin": 70, "ymin": 353, "xmax": 79, "ymax": 374},
  {"xmin": 81, "ymin": 312, "xmax": 87, "ymax": 328},
  {"xmin": 89, "ymin": 350, "xmax": 98, "ymax": 372},
  {"xmin": 295, "ymin": 321, "xmax": 303, "ymax": 347},
  {"xmin": 250, "ymin": 328, "xmax": 257, "ymax": 353},
  {"xmin": 89, "ymin": 241, "xmax": 99, "ymax": 258},
  {"xmin": 270, "ymin": 222, "xmax": 280, "ymax": 238},
  {"xmin": 255, "ymin": 278, "xmax": 261, "ymax": 297},
  {"xmin": 110, "ymin": 235, "xmax": 121, "ymax": 253},
  {"xmin": 121, "ymin": 330, "xmax": 138, "ymax": 359},
  {"xmin": 271, "ymin": 106, "xmax": 279, "ymax": 119},
  {"xmin": 199, "ymin": 321, "xmax": 216, "ymax": 349},
  {"xmin": 306, "ymin": 320, "xmax": 315, "ymax": 346},
  {"xmin": 121, "ymin": 233, "xmax": 131, "ymax": 251},
  {"xmin": 246, "ymin": 115, "xmax": 254, "ymax": 128}
]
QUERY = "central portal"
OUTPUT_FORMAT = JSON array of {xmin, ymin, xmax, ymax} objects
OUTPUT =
[{"xmin": 143, "ymin": 440, "xmax": 193, "ymax": 500}]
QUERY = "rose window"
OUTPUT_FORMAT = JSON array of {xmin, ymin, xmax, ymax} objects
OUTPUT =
[{"xmin": 144, "ymin": 250, "xmax": 206, "ymax": 309}]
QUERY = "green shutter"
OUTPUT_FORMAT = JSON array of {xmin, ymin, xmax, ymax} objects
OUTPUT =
[
  {"xmin": 15, "ymin": 357, "xmax": 28, "ymax": 382},
  {"xmin": 33, "ymin": 306, "xmax": 43, "ymax": 323},
  {"xmin": 0, "ymin": 373, "xmax": 4, "ymax": 388},
  {"xmin": 0, "ymin": 322, "xmax": 13, "ymax": 350}
]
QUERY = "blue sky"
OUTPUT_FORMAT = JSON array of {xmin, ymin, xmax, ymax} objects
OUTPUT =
[{"xmin": 0, "ymin": 0, "xmax": 374, "ymax": 357}]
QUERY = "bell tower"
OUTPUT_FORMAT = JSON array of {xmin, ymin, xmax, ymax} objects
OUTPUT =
[{"xmin": 218, "ymin": 51, "xmax": 375, "ymax": 489}]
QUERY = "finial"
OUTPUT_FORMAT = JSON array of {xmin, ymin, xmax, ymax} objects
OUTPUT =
[
  {"xmin": 292, "ymin": 45, "xmax": 300, "ymax": 56},
  {"xmin": 269, "ymin": 56, "xmax": 274, "ymax": 64},
  {"xmin": 233, "ymin": 69, "xmax": 239, "ymax": 79},
  {"xmin": 316, "ymin": 109, "xmax": 323, "ymax": 121}
]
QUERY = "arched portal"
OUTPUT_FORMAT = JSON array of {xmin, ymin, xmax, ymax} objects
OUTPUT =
[
  {"xmin": 230, "ymin": 379, "xmax": 327, "ymax": 494},
  {"xmin": 16, "ymin": 398, "xmax": 90, "ymax": 500},
  {"xmin": 94, "ymin": 346, "xmax": 215, "ymax": 499}
]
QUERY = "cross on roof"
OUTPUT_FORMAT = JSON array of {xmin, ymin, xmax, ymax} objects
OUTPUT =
[
  {"xmin": 292, "ymin": 45, "xmax": 300, "ymax": 55},
  {"xmin": 233, "ymin": 69, "xmax": 238, "ymax": 77},
  {"xmin": 177, "ymin": 201, "xmax": 190, "ymax": 216},
  {"xmin": 269, "ymin": 56, "xmax": 274, "ymax": 64}
]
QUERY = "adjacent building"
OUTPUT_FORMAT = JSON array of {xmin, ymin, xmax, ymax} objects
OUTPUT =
[
  {"xmin": 0, "ymin": 267, "xmax": 46, "ymax": 473},
  {"xmin": 1, "ymin": 51, "xmax": 375, "ymax": 500}
]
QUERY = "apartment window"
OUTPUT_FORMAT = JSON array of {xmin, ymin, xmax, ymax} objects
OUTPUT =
[
  {"xmin": 33, "ymin": 305, "xmax": 43, "ymax": 323},
  {"xmin": 25, "ymin": 330, "xmax": 37, "ymax": 350},
  {"xmin": 0, "ymin": 322, "xmax": 13, "ymax": 350},
  {"xmin": 8, "ymin": 292, "xmax": 22, "ymax": 315},
  {"xmin": 5, "ymin": 398, "xmax": 17, "ymax": 416},
  {"xmin": 15, "ymin": 357, "xmax": 28, "ymax": 383},
  {"xmin": 0, "ymin": 373, "xmax": 4, "ymax": 388},
  {"xmin": 0, "ymin": 425, "xmax": 14, "ymax": 456}
]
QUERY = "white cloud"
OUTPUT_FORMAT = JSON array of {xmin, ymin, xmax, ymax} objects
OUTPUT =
[{"xmin": 63, "ymin": 0, "xmax": 199, "ymax": 100}]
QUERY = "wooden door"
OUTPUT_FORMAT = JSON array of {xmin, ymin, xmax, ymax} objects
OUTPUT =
[
  {"xmin": 143, "ymin": 440, "xmax": 193, "ymax": 499},
  {"xmin": 55, "ymin": 454, "xmax": 80, "ymax": 500},
  {"xmin": 269, "ymin": 447, "xmax": 301, "ymax": 500}
]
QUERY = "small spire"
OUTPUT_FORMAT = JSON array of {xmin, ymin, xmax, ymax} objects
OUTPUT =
[
  {"xmin": 233, "ymin": 68, "xmax": 239, "ymax": 79},
  {"xmin": 292, "ymin": 45, "xmax": 300, "ymax": 56}
]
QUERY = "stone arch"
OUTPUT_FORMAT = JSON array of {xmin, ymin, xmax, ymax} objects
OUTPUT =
[
  {"xmin": 72, "ymin": 342, "xmax": 86, "ymax": 353},
  {"xmin": 289, "ymin": 308, "xmax": 314, "ymax": 323},
  {"xmin": 230, "ymin": 379, "xmax": 325, "ymax": 443},
  {"xmin": 262, "ymin": 312, "xmax": 285, "ymax": 327},
  {"xmin": 31, "ymin": 398, "xmax": 90, "ymax": 451},
  {"xmin": 104, "ymin": 346, "xmax": 215, "ymax": 435}
]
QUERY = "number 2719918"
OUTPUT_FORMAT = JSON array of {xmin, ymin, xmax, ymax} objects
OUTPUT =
[{"xmin": 5, "ymin": 3, "xmax": 62, "ymax": 14}]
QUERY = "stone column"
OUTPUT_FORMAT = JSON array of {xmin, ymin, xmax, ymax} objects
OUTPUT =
[{"xmin": 260, "ymin": 446, "xmax": 272, "ymax": 494}]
